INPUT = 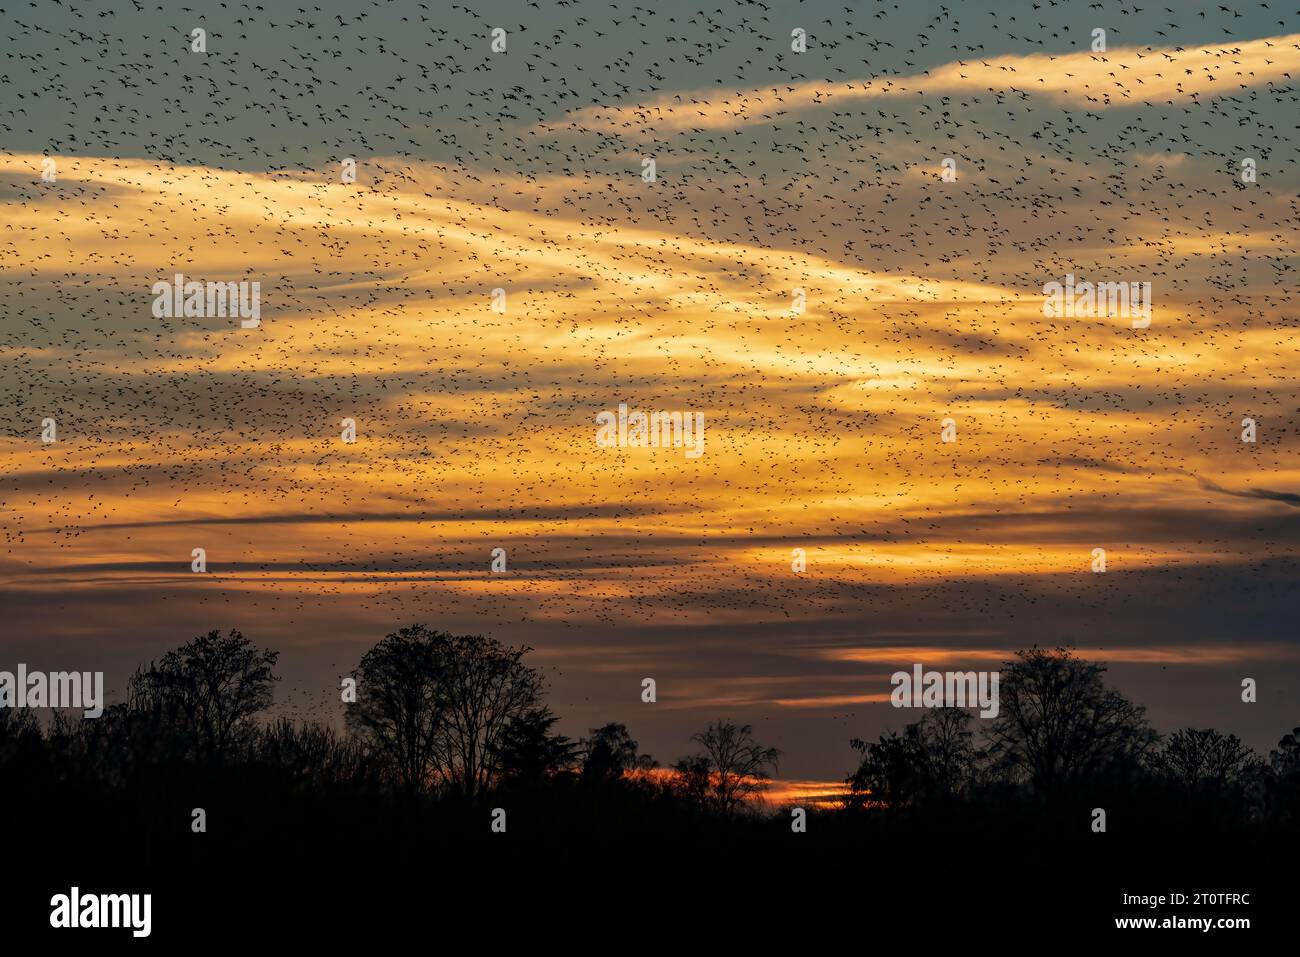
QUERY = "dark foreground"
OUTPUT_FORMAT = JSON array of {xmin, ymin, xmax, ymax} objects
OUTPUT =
[{"xmin": 11, "ymin": 796, "xmax": 1286, "ymax": 943}]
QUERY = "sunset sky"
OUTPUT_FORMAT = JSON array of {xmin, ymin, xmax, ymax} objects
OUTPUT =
[{"xmin": 2, "ymin": 0, "xmax": 1298, "ymax": 785}]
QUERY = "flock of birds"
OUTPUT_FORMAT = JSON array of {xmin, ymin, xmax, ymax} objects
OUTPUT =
[{"xmin": 0, "ymin": 0, "xmax": 1296, "ymax": 729}]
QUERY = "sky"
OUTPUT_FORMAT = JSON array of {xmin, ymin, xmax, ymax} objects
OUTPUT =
[{"xmin": 1, "ymin": 0, "xmax": 1298, "ymax": 786}]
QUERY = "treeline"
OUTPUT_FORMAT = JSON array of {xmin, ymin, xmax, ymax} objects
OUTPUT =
[
  {"xmin": 0, "ymin": 626, "xmax": 790, "ymax": 850},
  {"xmin": 846, "ymin": 648, "xmax": 1299, "ymax": 834},
  {"xmin": 2, "ymin": 627, "xmax": 1298, "ymax": 848}
]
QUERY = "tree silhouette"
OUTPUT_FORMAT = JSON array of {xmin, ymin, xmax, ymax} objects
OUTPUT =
[
  {"xmin": 671, "ymin": 753, "xmax": 713, "ymax": 809},
  {"xmin": 257, "ymin": 718, "xmax": 375, "ymax": 793},
  {"xmin": 345, "ymin": 624, "xmax": 444, "ymax": 794},
  {"xmin": 129, "ymin": 628, "xmax": 279, "ymax": 762},
  {"xmin": 988, "ymin": 647, "xmax": 1156, "ymax": 794},
  {"xmin": 1267, "ymin": 727, "xmax": 1300, "ymax": 825},
  {"xmin": 3, "ymin": 629, "xmax": 1296, "ymax": 885},
  {"xmin": 0, "ymin": 707, "xmax": 40, "ymax": 770},
  {"xmin": 347, "ymin": 626, "xmax": 544, "ymax": 798},
  {"xmin": 848, "ymin": 708, "xmax": 978, "ymax": 809},
  {"xmin": 846, "ymin": 728, "xmax": 913, "ymax": 810},
  {"xmin": 1151, "ymin": 728, "xmax": 1258, "ymax": 792},
  {"xmin": 492, "ymin": 706, "xmax": 576, "ymax": 785},
  {"xmin": 580, "ymin": 722, "xmax": 655, "ymax": 784},
  {"xmin": 52, "ymin": 703, "xmax": 183, "ymax": 788},
  {"xmin": 680, "ymin": 720, "xmax": 780, "ymax": 815},
  {"xmin": 433, "ymin": 631, "xmax": 544, "ymax": 800}
]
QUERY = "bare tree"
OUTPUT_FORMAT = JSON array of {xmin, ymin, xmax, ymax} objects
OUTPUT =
[
  {"xmin": 909, "ymin": 707, "xmax": 979, "ymax": 797},
  {"xmin": 848, "ymin": 708, "xmax": 979, "ymax": 809},
  {"xmin": 129, "ymin": 628, "xmax": 278, "ymax": 761},
  {"xmin": 988, "ymin": 646, "xmax": 1156, "ymax": 794},
  {"xmin": 434, "ymin": 632, "xmax": 544, "ymax": 800},
  {"xmin": 345, "ymin": 625, "xmax": 444, "ymax": 794},
  {"xmin": 682, "ymin": 720, "xmax": 780, "ymax": 815},
  {"xmin": 258, "ymin": 719, "xmax": 375, "ymax": 792},
  {"xmin": 348, "ymin": 628, "xmax": 544, "ymax": 798},
  {"xmin": 1152, "ymin": 728, "xmax": 1257, "ymax": 791}
]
